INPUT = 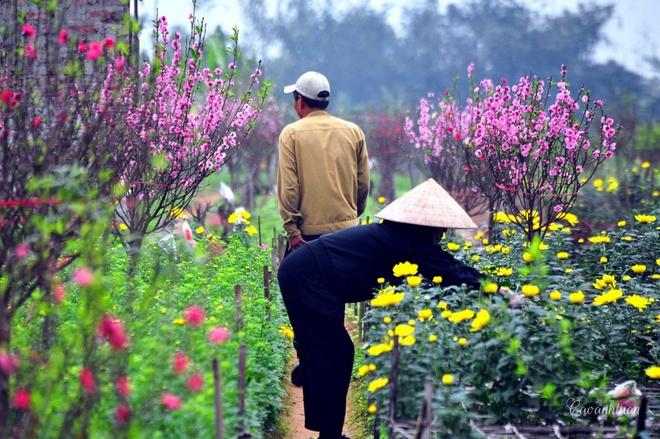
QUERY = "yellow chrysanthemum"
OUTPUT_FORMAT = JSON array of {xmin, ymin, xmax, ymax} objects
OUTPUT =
[
  {"xmin": 631, "ymin": 264, "xmax": 647, "ymax": 274},
  {"xmin": 617, "ymin": 220, "xmax": 626, "ymax": 227},
  {"xmin": 442, "ymin": 374, "xmax": 454, "ymax": 385},
  {"xmin": 368, "ymin": 377, "xmax": 389, "ymax": 392},
  {"xmin": 367, "ymin": 343, "xmax": 393, "ymax": 357},
  {"xmin": 471, "ymin": 254, "xmax": 481, "ymax": 262},
  {"xmin": 371, "ymin": 287, "xmax": 405, "ymax": 307},
  {"xmin": 418, "ymin": 309, "xmax": 433, "ymax": 321},
  {"xmin": 522, "ymin": 284, "xmax": 540, "ymax": 297},
  {"xmin": 593, "ymin": 288, "xmax": 623, "ymax": 306},
  {"xmin": 600, "ymin": 256, "xmax": 608, "ymax": 264},
  {"xmin": 652, "ymin": 274, "xmax": 660, "ymax": 280},
  {"xmin": 602, "ymin": 274, "xmax": 616, "ymax": 285},
  {"xmin": 625, "ymin": 294, "xmax": 652, "ymax": 312},
  {"xmin": 458, "ymin": 337, "xmax": 468, "ymax": 346},
  {"xmin": 279, "ymin": 326, "xmax": 294, "ymax": 339},
  {"xmin": 407, "ymin": 276, "xmax": 422, "ymax": 287},
  {"xmin": 501, "ymin": 246, "xmax": 511, "ymax": 255},
  {"xmin": 634, "ymin": 214, "xmax": 656, "ymax": 224},
  {"xmin": 622, "ymin": 275, "xmax": 632, "ymax": 282},
  {"xmin": 437, "ymin": 301, "xmax": 448, "ymax": 310},
  {"xmin": 383, "ymin": 316, "xmax": 392, "ymax": 324},
  {"xmin": 483, "ymin": 282, "xmax": 499, "ymax": 294},
  {"xmin": 470, "ymin": 309, "xmax": 490, "ymax": 332},
  {"xmin": 569, "ymin": 291, "xmax": 585, "ymax": 304},
  {"xmin": 449, "ymin": 309, "xmax": 475, "ymax": 324},
  {"xmin": 621, "ymin": 235, "xmax": 634, "ymax": 242},
  {"xmin": 195, "ymin": 225, "xmax": 205, "ymax": 234},
  {"xmin": 606, "ymin": 177, "xmax": 619, "ymax": 192},
  {"xmin": 474, "ymin": 231, "xmax": 484, "ymax": 240},
  {"xmin": 394, "ymin": 324, "xmax": 415, "ymax": 337},
  {"xmin": 495, "ymin": 267, "xmax": 513, "ymax": 277},
  {"xmin": 368, "ymin": 404, "xmax": 377, "ymax": 414},
  {"xmin": 173, "ymin": 318, "xmax": 186, "ymax": 325},
  {"xmin": 377, "ymin": 196, "xmax": 386, "ymax": 204},
  {"xmin": 358, "ymin": 365, "xmax": 371, "ymax": 377},
  {"xmin": 400, "ymin": 335, "xmax": 416, "ymax": 346},
  {"xmin": 556, "ymin": 252, "xmax": 569, "ymax": 260},
  {"xmin": 392, "ymin": 261, "xmax": 418, "ymax": 277},
  {"xmin": 446, "ymin": 242, "xmax": 460, "ymax": 251},
  {"xmin": 432, "ymin": 275, "xmax": 443, "ymax": 284},
  {"xmin": 118, "ymin": 223, "xmax": 129, "ymax": 231},
  {"xmin": 641, "ymin": 161, "xmax": 651, "ymax": 169},
  {"xmin": 429, "ymin": 334, "xmax": 438, "ymax": 343},
  {"xmin": 170, "ymin": 207, "xmax": 185, "ymax": 219},
  {"xmin": 645, "ymin": 366, "xmax": 660, "ymax": 379},
  {"xmin": 565, "ymin": 268, "xmax": 574, "ymax": 273},
  {"xmin": 228, "ymin": 209, "xmax": 251, "ymax": 225},
  {"xmin": 588, "ymin": 236, "xmax": 611, "ymax": 244},
  {"xmin": 522, "ymin": 252, "xmax": 534, "ymax": 263},
  {"xmin": 464, "ymin": 241, "xmax": 473, "ymax": 249},
  {"xmin": 441, "ymin": 310, "xmax": 452, "ymax": 319},
  {"xmin": 245, "ymin": 225, "xmax": 258, "ymax": 236},
  {"xmin": 549, "ymin": 290, "xmax": 562, "ymax": 301},
  {"xmin": 377, "ymin": 277, "xmax": 385, "ymax": 284},
  {"xmin": 556, "ymin": 212, "xmax": 579, "ymax": 226}
]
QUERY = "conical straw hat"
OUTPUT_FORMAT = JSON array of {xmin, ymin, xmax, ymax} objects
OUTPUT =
[{"xmin": 376, "ymin": 179, "xmax": 477, "ymax": 229}]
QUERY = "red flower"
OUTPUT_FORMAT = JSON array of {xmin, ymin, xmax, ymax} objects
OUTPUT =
[
  {"xmin": 58, "ymin": 29, "xmax": 69, "ymax": 45},
  {"xmin": 79, "ymin": 368, "xmax": 97, "ymax": 394},
  {"xmin": 0, "ymin": 352, "xmax": 20, "ymax": 375},
  {"xmin": 183, "ymin": 305, "xmax": 205, "ymax": 327},
  {"xmin": 160, "ymin": 392, "xmax": 182, "ymax": 410},
  {"xmin": 1, "ymin": 90, "xmax": 12, "ymax": 103},
  {"xmin": 97, "ymin": 316, "xmax": 130, "ymax": 351},
  {"xmin": 114, "ymin": 403, "xmax": 130, "ymax": 424},
  {"xmin": 24, "ymin": 44, "xmax": 36, "ymax": 59},
  {"xmin": 103, "ymin": 36, "xmax": 116, "ymax": 49},
  {"xmin": 52, "ymin": 283, "xmax": 65, "ymax": 303},
  {"xmin": 453, "ymin": 132, "xmax": 462, "ymax": 142},
  {"xmin": 208, "ymin": 326, "xmax": 230, "ymax": 345},
  {"xmin": 186, "ymin": 373, "xmax": 204, "ymax": 393},
  {"xmin": 114, "ymin": 56, "xmax": 125, "ymax": 71},
  {"xmin": 12, "ymin": 388, "xmax": 31, "ymax": 410},
  {"xmin": 86, "ymin": 41, "xmax": 103, "ymax": 61},
  {"xmin": 22, "ymin": 23, "xmax": 37, "ymax": 38},
  {"xmin": 116, "ymin": 375, "xmax": 131, "ymax": 397},
  {"xmin": 78, "ymin": 42, "xmax": 88, "ymax": 53},
  {"xmin": 172, "ymin": 351, "xmax": 190, "ymax": 375},
  {"xmin": 32, "ymin": 116, "xmax": 41, "ymax": 128}
]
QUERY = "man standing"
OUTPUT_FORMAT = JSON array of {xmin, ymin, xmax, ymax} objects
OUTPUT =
[
  {"xmin": 278, "ymin": 179, "xmax": 483, "ymax": 438},
  {"xmin": 277, "ymin": 71, "xmax": 370, "ymax": 252}
]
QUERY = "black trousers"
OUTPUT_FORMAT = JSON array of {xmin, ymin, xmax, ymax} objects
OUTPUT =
[{"xmin": 278, "ymin": 245, "xmax": 354, "ymax": 435}]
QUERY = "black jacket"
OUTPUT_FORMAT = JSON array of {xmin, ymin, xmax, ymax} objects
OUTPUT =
[{"xmin": 306, "ymin": 220, "xmax": 483, "ymax": 303}]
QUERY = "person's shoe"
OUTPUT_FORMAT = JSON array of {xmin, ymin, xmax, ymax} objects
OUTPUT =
[{"xmin": 291, "ymin": 362, "xmax": 305, "ymax": 387}]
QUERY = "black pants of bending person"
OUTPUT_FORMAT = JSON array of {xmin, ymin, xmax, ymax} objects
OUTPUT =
[{"xmin": 278, "ymin": 244, "xmax": 354, "ymax": 437}]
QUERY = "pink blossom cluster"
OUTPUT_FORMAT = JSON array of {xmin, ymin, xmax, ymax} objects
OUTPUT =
[{"xmin": 118, "ymin": 16, "xmax": 261, "ymax": 181}]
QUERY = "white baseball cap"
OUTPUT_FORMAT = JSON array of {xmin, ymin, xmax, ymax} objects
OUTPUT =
[{"xmin": 283, "ymin": 71, "xmax": 331, "ymax": 102}]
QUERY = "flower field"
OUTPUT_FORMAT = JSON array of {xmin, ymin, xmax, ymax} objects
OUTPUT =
[{"xmin": 357, "ymin": 194, "xmax": 659, "ymax": 437}]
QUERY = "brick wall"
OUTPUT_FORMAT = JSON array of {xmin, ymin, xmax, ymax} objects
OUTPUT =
[{"xmin": 1, "ymin": 0, "xmax": 129, "ymax": 42}]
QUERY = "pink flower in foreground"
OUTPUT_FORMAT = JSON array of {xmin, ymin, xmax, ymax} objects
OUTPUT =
[
  {"xmin": 116, "ymin": 375, "xmax": 131, "ymax": 397},
  {"xmin": 32, "ymin": 116, "xmax": 41, "ymax": 128},
  {"xmin": 0, "ymin": 352, "xmax": 20, "ymax": 375},
  {"xmin": 184, "ymin": 305, "xmax": 205, "ymax": 327},
  {"xmin": 160, "ymin": 392, "xmax": 182, "ymax": 410},
  {"xmin": 86, "ymin": 41, "xmax": 103, "ymax": 60},
  {"xmin": 97, "ymin": 316, "xmax": 130, "ymax": 351},
  {"xmin": 172, "ymin": 351, "xmax": 190, "ymax": 375},
  {"xmin": 80, "ymin": 368, "xmax": 97, "ymax": 394},
  {"xmin": 52, "ymin": 283, "xmax": 65, "ymax": 303},
  {"xmin": 22, "ymin": 23, "xmax": 37, "ymax": 38},
  {"xmin": 208, "ymin": 326, "xmax": 230, "ymax": 345},
  {"xmin": 14, "ymin": 243, "xmax": 29, "ymax": 259},
  {"xmin": 186, "ymin": 373, "xmax": 204, "ymax": 392},
  {"xmin": 72, "ymin": 267, "xmax": 93, "ymax": 286},
  {"xmin": 24, "ymin": 44, "xmax": 36, "ymax": 59},
  {"xmin": 103, "ymin": 36, "xmax": 116, "ymax": 49},
  {"xmin": 114, "ymin": 403, "xmax": 130, "ymax": 424},
  {"xmin": 114, "ymin": 55, "xmax": 125, "ymax": 71},
  {"xmin": 58, "ymin": 29, "xmax": 69, "ymax": 45},
  {"xmin": 12, "ymin": 388, "xmax": 31, "ymax": 410}
]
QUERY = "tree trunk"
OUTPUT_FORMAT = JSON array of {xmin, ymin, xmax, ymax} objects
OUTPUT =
[{"xmin": 0, "ymin": 307, "xmax": 11, "ymax": 436}]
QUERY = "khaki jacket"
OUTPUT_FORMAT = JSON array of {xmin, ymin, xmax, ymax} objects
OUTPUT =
[{"xmin": 277, "ymin": 110, "xmax": 370, "ymax": 238}]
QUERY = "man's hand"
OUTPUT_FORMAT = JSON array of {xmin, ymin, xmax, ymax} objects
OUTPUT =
[{"xmin": 288, "ymin": 235, "xmax": 307, "ymax": 251}]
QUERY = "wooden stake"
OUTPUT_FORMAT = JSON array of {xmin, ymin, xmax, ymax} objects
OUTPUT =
[{"xmin": 212, "ymin": 358, "xmax": 223, "ymax": 439}]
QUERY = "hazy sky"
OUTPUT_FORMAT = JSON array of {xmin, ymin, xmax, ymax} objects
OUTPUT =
[{"xmin": 138, "ymin": 0, "xmax": 660, "ymax": 78}]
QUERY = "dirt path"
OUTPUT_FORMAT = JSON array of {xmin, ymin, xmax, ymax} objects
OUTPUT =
[{"xmin": 279, "ymin": 318, "xmax": 362, "ymax": 439}]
